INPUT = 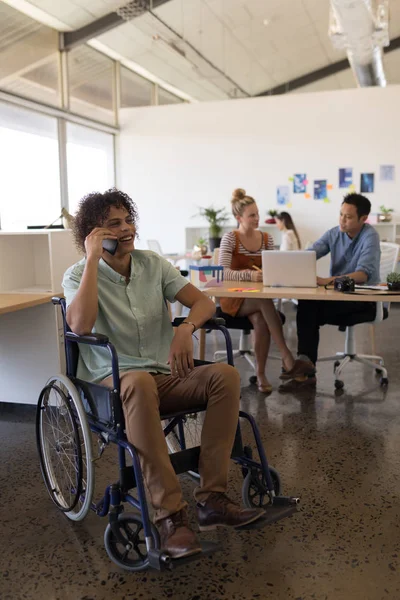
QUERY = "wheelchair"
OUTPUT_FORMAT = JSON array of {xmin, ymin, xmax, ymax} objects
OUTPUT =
[{"xmin": 36, "ymin": 297, "xmax": 300, "ymax": 572}]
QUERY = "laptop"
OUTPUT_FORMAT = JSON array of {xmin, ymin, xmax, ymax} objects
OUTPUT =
[{"xmin": 262, "ymin": 251, "xmax": 317, "ymax": 287}]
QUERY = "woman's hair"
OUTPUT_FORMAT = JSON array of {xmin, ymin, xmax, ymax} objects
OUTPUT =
[
  {"xmin": 276, "ymin": 211, "xmax": 301, "ymax": 249},
  {"xmin": 72, "ymin": 188, "xmax": 139, "ymax": 253},
  {"xmin": 231, "ymin": 188, "xmax": 256, "ymax": 218}
]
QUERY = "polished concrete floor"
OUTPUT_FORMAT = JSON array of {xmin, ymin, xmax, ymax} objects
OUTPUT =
[{"xmin": 1, "ymin": 305, "xmax": 400, "ymax": 600}]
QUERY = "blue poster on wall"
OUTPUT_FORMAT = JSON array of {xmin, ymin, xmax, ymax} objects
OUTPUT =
[
  {"xmin": 314, "ymin": 180, "xmax": 327, "ymax": 200},
  {"xmin": 360, "ymin": 173, "xmax": 374, "ymax": 193},
  {"xmin": 277, "ymin": 185, "xmax": 290, "ymax": 205},
  {"xmin": 293, "ymin": 174, "xmax": 307, "ymax": 193},
  {"xmin": 339, "ymin": 168, "xmax": 352, "ymax": 188}
]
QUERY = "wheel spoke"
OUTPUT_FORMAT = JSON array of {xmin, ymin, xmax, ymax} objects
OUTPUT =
[{"xmin": 134, "ymin": 545, "xmax": 146, "ymax": 561}]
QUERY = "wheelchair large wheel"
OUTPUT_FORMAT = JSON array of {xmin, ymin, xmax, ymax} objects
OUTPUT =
[
  {"xmin": 242, "ymin": 466, "xmax": 281, "ymax": 509},
  {"xmin": 104, "ymin": 514, "xmax": 160, "ymax": 572},
  {"xmin": 36, "ymin": 374, "xmax": 94, "ymax": 521},
  {"xmin": 164, "ymin": 413, "xmax": 204, "ymax": 481}
]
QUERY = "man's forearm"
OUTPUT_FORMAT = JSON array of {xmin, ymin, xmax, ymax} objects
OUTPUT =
[
  {"xmin": 66, "ymin": 258, "xmax": 99, "ymax": 334},
  {"xmin": 332, "ymin": 271, "xmax": 368, "ymax": 284},
  {"xmin": 185, "ymin": 297, "xmax": 216, "ymax": 330}
]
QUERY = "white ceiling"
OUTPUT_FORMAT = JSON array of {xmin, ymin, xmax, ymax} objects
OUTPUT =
[{"xmin": 2, "ymin": 0, "xmax": 400, "ymax": 101}]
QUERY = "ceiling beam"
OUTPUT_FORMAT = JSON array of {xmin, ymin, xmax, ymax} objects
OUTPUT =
[
  {"xmin": 256, "ymin": 35, "xmax": 400, "ymax": 96},
  {"xmin": 59, "ymin": 0, "xmax": 173, "ymax": 51}
]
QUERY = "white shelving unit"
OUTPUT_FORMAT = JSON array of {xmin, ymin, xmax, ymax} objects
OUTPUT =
[
  {"xmin": 372, "ymin": 222, "xmax": 400, "ymax": 244},
  {"xmin": 0, "ymin": 230, "xmax": 82, "ymax": 404}
]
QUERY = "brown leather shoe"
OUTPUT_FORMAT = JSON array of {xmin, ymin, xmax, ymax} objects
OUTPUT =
[
  {"xmin": 280, "ymin": 359, "xmax": 315, "ymax": 380},
  {"xmin": 278, "ymin": 376, "xmax": 317, "ymax": 394},
  {"xmin": 158, "ymin": 509, "xmax": 202, "ymax": 559},
  {"xmin": 197, "ymin": 492, "xmax": 264, "ymax": 532}
]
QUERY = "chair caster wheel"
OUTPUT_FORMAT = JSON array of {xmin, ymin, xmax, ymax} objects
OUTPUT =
[
  {"xmin": 249, "ymin": 375, "xmax": 257, "ymax": 385},
  {"xmin": 380, "ymin": 377, "xmax": 388, "ymax": 387},
  {"xmin": 334, "ymin": 379, "xmax": 344, "ymax": 390}
]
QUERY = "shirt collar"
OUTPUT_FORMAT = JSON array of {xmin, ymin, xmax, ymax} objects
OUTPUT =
[
  {"xmin": 345, "ymin": 224, "xmax": 366, "ymax": 244},
  {"xmin": 99, "ymin": 257, "xmax": 129, "ymax": 284},
  {"xmin": 98, "ymin": 252, "xmax": 143, "ymax": 283}
]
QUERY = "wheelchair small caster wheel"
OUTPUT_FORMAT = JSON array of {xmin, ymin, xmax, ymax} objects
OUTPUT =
[
  {"xmin": 104, "ymin": 514, "xmax": 160, "ymax": 572},
  {"xmin": 249, "ymin": 375, "xmax": 257, "ymax": 385},
  {"xmin": 380, "ymin": 377, "xmax": 388, "ymax": 387},
  {"xmin": 334, "ymin": 379, "xmax": 344, "ymax": 390},
  {"xmin": 242, "ymin": 467, "xmax": 281, "ymax": 510}
]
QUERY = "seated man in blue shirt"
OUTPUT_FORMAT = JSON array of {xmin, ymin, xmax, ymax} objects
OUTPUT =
[
  {"xmin": 63, "ymin": 189, "xmax": 263, "ymax": 561},
  {"xmin": 281, "ymin": 193, "xmax": 380, "ymax": 391}
]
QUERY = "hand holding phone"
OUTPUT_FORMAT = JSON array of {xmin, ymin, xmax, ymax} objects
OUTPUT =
[
  {"xmin": 102, "ymin": 238, "xmax": 118, "ymax": 255},
  {"xmin": 84, "ymin": 228, "xmax": 118, "ymax": 261}
]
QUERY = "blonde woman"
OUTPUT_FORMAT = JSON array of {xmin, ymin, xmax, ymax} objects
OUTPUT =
[{"xmin": 218, "ymin": 189, "xmax": 313, "ymax": 393}]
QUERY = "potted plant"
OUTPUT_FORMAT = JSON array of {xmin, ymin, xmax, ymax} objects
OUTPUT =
[
  {"xmin": 265, "ymin": 209, "xmax": 278, "ymax": 224},
  {"xmin": 387, "ymin": 272, "xmax": 400, "ymax": 291},
  {"xmin": 195, "ymin": 237, "xmax": 208, "ymax": 256},
  {"xmin": 197, "ymin": 206, "xmax": 229, "ymax": 251},
  {"xmin": 378, "ymin": 205, "xmax": 394, "ymax": 223}
]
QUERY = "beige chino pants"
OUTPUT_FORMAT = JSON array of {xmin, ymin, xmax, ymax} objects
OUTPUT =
[{"xmin": 101, "ymin": 363, "xmax": 240, "ymax": 522}]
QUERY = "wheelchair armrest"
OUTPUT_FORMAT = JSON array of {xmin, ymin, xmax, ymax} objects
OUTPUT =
[
  {"xmin": 65, "ymin": 331, "xmax": 110, "ymax": 346},
  {"xmin": 64, "ymin": 332, "xmax": 120, "ymax": 392},
  {"xmin": 172, "ymin": 317, "xmax": 226, "ymax": 330}
]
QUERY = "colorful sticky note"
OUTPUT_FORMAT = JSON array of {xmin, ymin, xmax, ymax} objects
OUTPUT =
[
  {"xmin": 327, "ymin": 184, "xmax": 333, "ymax": 190},
  {"xmin": 303, "ymin": 179, "xmax": 309, "ymax": 185},
  {"xmin": 288, "ymin": 177, "xmax": 294, "ymax": 182},
  {"xmin": 349, "ymin": 184, "xmax": 356, "ymax": 191},
  {"xmin": 286, "ymin": 202, "xmax": 292, "ymax": 208},
  {"xmin": 305, "ymin": 193, "xmax": 311, "ymax": 199},
  {"xmin": 323, "ymin": 197, "xmax": 330, "ymax": 204},
  {"xmin": 227, "ymin": 287, "xmax": 258, "ymax": 292}
]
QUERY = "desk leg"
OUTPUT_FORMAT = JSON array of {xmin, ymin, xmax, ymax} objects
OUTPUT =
[{"xmin": 199, "ymin": 328, "xmax": 206, "ymax": 361}]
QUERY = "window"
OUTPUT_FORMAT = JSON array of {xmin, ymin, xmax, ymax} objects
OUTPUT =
[
  {"xmin": 66, "ymin": 122, "xmax": 115, "ymax": 215},
  {"xmin": 68, "ymin": 46, "xmax": 115, "ymax": 125},
  {"xmin": 120, "ymin": 67, "xmax": 153, "ymax": 108},
  {"xmin": 0, "ymin": 102, "xmax": 61, "ymax": 230},
  {"xmin": 0, "ymin": 3, "xmax": 60, "ymax": 107},
  {"xmin": 158, "ymin": 87, "xmax": 184, "ymax": 105}
]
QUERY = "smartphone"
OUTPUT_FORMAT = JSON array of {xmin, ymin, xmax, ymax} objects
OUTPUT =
[{"xmin": 102, "ymin": 238, "xmax": 118, "ymax": 255}]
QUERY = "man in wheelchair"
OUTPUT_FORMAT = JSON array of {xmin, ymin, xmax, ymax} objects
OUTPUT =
[{"xmin": 62, "ymin": 189, "xmax": 263, "ymax": 560}]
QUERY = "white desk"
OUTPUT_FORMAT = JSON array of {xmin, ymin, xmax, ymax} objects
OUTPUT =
[
  {"xmin": 202, "ymin": 281, "xmax": 400, "ymax": 303},
  {"xmin": 197, "ymin": 282, "xmax": 400, "ymax": 360},
  {"xmin": 0, "ymin": 293, "xmax": 63, "ymax": 405}
]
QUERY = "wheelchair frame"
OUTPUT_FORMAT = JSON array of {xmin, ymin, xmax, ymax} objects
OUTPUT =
[{"xmin": 36, "ymin": 297, "xmax": 299, "ymax": 572}]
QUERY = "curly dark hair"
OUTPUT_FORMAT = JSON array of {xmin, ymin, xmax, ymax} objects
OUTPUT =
[{"xmin": 72, "ymin": 188, "xmax": 139, "ymax": 253}]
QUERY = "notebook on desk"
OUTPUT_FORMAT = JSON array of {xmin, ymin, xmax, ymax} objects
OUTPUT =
[{"xmin": 262, "ymin": 251, "xmax": 317, "ymax": 288}]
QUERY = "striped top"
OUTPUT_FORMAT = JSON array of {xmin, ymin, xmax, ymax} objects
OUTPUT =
[{"xmin": 218, "ymin": 230, "xmax": 275, "ymax": 281}]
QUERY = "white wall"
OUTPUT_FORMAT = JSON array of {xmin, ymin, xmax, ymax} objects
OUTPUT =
[{"xmin": 117, "ymin": 86, "xmax": 400, "ymax": 254}]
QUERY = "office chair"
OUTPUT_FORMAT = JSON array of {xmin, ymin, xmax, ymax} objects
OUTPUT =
[{"xmin": 319, "ymin": 241, "xmax": 400, "ymax": 389}]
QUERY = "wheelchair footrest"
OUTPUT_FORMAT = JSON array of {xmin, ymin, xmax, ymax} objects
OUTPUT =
[
  {"xmin": 235, "ymin": 501, "xmax": 299, "ymax": 531},
  {"xmin": 148, "ymin": 541, "xmax": 220, "ymax": 571}
]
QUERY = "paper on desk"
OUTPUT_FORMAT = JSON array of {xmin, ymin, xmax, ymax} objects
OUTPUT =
[{"xmin": 355, "ymin": 285, "xmax": 388, "ymax": 291}]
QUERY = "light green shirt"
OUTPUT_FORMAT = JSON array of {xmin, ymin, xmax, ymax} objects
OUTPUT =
[{"xmin": 62, "ymin": 250, "xmax": 189, "ymax": 383}]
